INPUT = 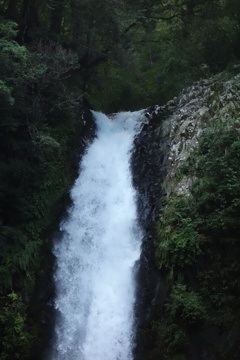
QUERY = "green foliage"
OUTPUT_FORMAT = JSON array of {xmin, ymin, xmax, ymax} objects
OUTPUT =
[
  {"xmin": 0, "ymin": 19, "xmax": 18, "ymax": 39},
  {"xmin": 156, "ymin": 196, "xmax": 202, "ymax": 282},
  {"xmin": 0, "ymin": 79, "xmax": 14, "ymax": 106},
  {"xmin": 147, "ymin": 285, "xmax": 205, "ymax": 358},
  {"xmin": 167, "ymin": 284, "xmax": 206, "ymax": 323},
  {"xmin": 0, "ymin": 20, "xmax": 28, "ymax": 113},
  {"xmin": 87, "ymin": 59, "xmax": 151, "ymax": 112},
  {"xmin": 0, "ymin": 22, "xmax": 28, "ymax": 75},
  {"xmin": 114, "ymin": 0, "xmax": 240, "ymax": 105},
  {"xmin": 192, "ymin": 130, "xmax": 240, "ymax": 241},
  {"xmin": 154, "ymin": 117, "xmax": 240, "ymax": 359},
  {"xmin": 2, "ymin": 0, "xmax": 239, "ymax": 110},
  {"xmin": 0, "ymin": 292, "xmax": 36, "ymax": 360},
  {"xmin": 0, "ymin": 17, "xmax": 87, "ymax": 360},
  {"xmin": 152, "ymin": 321, "xmax": 189, "ymax": 360}
]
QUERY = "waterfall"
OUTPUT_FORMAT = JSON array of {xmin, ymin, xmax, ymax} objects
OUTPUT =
[{"xmin": 51, "ymin": 111, "xmax": 148, "ymax": 360}]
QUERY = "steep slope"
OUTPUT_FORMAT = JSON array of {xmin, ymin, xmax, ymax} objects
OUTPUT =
[{"xmin": 134, "ymin": 70, "xmax": 240, "ymax": 360}]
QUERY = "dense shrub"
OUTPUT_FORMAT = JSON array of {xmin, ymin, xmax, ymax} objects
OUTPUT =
[{"xmin": 154, "ymin": 121, "xmax": 240, "ymax": 359}]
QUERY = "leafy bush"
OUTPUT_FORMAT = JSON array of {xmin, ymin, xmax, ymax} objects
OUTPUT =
[
  {"xmin": 0, "ymin": 19, "xmax": 87, "ymax": 360},
  {"xmin": 157, "ymin": 197, "xmax": 202, "ymax": 275},
  {"xmin": 155, "ymin": 117, "xmax": 240, "ymax": 359},
  {"xmin": 167, "ymin": 284, "xmax": 206, "ymax": 323},
  {"xmin": 0, "ymin": 293, "xmax": 35, "ymax": 360}
]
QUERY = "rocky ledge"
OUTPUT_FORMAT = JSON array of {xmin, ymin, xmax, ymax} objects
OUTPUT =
[{"xmin": 162, "ymin": 71, "xmax": 240, "ymax": 197}]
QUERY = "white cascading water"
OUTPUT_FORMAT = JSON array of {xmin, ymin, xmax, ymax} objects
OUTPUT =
[{"xmin": 51, "ymin": 111, "xmax": 148, "ymax": 360}]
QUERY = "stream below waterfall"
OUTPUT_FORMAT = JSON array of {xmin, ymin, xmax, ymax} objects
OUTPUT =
[{"xmin": 50, "ymin": 111, "xmax": 148, "ymax": 360}]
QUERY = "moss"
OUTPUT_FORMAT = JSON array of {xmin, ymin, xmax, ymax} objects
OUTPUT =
[{"xmin": 153, "ymin": 117, "xmax": 240, "ymax": 359}]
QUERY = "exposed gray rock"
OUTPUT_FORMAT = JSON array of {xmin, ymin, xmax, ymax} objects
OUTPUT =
[{"xmin": 160, "ymin": 71, "xmax": 240, "ymax": 197}]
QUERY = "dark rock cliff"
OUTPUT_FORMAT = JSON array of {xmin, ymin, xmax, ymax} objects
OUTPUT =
[{"xmin": 131, "ymin": 106, "xmax": 170, "ymax": 360}]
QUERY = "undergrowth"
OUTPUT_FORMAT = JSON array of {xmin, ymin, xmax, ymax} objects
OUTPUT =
[{"xmin": 152, "ymin": 121, "xmax": 240, "ymax": 359}]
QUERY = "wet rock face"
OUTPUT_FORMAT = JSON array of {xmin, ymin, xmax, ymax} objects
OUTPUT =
[
  {"xmin": 132, "ymin": 106, "xmax": 166, "ymax": 229},
  {"xmin": 131, "ymin": 106, "xmax": 170, "ymax": 360},
  {"xmin": 75, "ymin": 108, "xmax": 97, "ymax": 163}
]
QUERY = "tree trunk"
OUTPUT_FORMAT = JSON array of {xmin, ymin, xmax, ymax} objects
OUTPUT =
[
  {"xmin": 49, "ymin": 0, "xmax": 65, "ymax": 36},
  {"xmin": 18, "ymin": 0, "xmax": 39, "ymax": 42}
]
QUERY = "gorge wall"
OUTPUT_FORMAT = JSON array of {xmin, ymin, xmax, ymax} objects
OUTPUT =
[{"xmin": 132, "ymin": 70, "xmax": 240, "ymax": 360}]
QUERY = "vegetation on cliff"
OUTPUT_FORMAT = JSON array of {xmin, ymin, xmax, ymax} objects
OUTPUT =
[{"xmin": 150, "ymin": 78, "xmax": 240, "ymax": 359}]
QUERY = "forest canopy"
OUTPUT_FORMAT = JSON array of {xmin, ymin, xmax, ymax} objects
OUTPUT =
[{"xmin": 1, "ymin": 0, "xmax": 240, "ymax": 110}]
